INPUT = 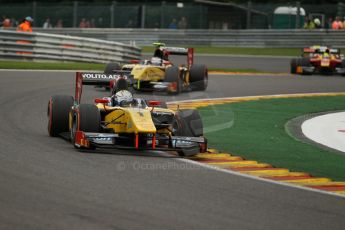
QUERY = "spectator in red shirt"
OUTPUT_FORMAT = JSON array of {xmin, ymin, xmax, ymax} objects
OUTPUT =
[{"xmin": 332, "ymin": 16, "xmax": 343, "ymax": 30}]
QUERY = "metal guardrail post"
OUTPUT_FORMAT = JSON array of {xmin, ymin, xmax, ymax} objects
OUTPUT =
[
  {"xmin": 246, "ymin": 1, "xmax": 252, "ymax": 29},
  {"xmin": 296, "ymin": 1, "xmax": 301, "ymax": 29},
  {"xmin": 73, "ymin": 1, "xmax": 78, "ymax": 28},
  {"xmin": 199, "ymin": 5, "xmax": 203, "ymax": 29},
  {"xmin": 140, "ymin": 5, "xmax": 146, "ymax": 29},
  {"xmin": 110, "ymin": 1, "xmax": 117, "ymax": 28},
  {"xmin": 32, "ymin": 1, "xmax": 37, "ymax": 27},
  {"xmin": 161, "ymin": 1, "xmax": 166, "ymax": 29}
]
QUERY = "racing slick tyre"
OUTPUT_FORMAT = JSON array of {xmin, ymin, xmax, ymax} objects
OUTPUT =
[
  {"xmin": 190, "ymin": 64, "xmax": 208, "ymax": 91},
  {"xmin": 341, "ymin": 59, "xmax": 345, "ymax": 76},
  {"xmin": 173, "ymin": 109, "xmax": 203, "ymax": 137},
  {"xmin": 300, "ymin": 57, "xmax": 311, "ymax": 66},
  {"xmin": 48, "ymin": 95, "xmax": 74, "ymax": 137},
  {"xmin": 111, "ymin": 77, "xmax": 129, "ymax": 95},
  {"xmin": 103, "ymin": 63, "xmax": 121, "ymax": 90},
  {"xmin": 173, "ymin": 109, "xmax": 204, "ymax": 157},
  {"xmin": 70, "ymin": 104, "xmax": 101, "ymax": 145},
  {"xmin": 299, "ymin": 57, "xmax": 312, "ymax": 75},
  {"xmin": 290, "ymin": 58, "xmax": 297, "ymax": 74},
  {"xmin": 165, "ymin": 66, "xmax": 182, "ymax": 94},
  {"xmin": 104, "ymin": 62, "xmax": 121, "ymax": 74}
]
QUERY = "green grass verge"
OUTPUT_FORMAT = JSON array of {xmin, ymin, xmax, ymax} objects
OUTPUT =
[
  {"xmin": 0, "ymin": 61, "xmax": 105, "ymax": 70},
  {"xmin": 198, "ymin": 96, "xmax": 345, "ymax": 181},
  {"xmin": 141, "ymin": 46, "xmax": 300, "ymax": 56}
]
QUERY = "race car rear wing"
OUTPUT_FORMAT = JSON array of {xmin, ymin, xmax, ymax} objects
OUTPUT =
[
  {"xmin": 303, "ymin": 47, "xmax": 316, "ymax": 53},
  {"xmin": 75, "ymin": 71, "xmax": 130, "ymax": 104},
  {"xmin": 329, "ymin": 48, "xmax": 340, "ymax": 54},
  {"xmin": 303, "ymin": 47, "xmax": 341, "ymax": 54},
  {"xmin": 161, "ymin": 47, "xmax": 194, "ymax": 67}
]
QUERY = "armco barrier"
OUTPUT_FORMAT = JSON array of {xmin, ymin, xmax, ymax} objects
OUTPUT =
[
  {"xmin": 32, "ymin": 28, "xmax": 345, "ymax": 48},
  {"xmin": 2, "ymin": 28, "xmax": 345, "ymax": 63},
  {"xmin": 0, "ymin": 30, "xmax": 140, "ymax": 63}
]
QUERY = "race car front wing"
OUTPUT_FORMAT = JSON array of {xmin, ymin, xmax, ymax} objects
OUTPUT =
[
  {"xmin": 297, "ymin": 66, "xmax": 345, "ymax": 74},
  {"xmin": 74, "ymin": 131, "xmax": 207, "ymax": 154}
]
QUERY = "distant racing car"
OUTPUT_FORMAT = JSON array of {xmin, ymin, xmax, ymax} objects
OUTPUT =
[
  {"xmin": 47, "ymin": 72, "xmax": 207, "ymax": 156},
  {"xmin": 290, "ymin": 45, "xmax": 345, "ymax": 75},
  {"xmin": 104, "ymin": 43, "xmax": 208, "ymax": 94}
]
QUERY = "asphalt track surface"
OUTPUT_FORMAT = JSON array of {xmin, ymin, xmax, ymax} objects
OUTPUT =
[
  {"xmin": 1, "ymin": 69, "xmax": 345, "ymax": 230},
  {"xmin": 143, "ymin": 54, "xmax": 290, "ymax": 72}
]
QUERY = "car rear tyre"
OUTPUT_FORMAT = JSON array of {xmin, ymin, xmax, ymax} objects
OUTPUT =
[
  {"xmin": 48, "ymin": 95, "xmax": 74, "ymax": 137},
  {"xmin": 299, "ymin": 57, "xmax": 312, "ymax": 75},
  {"xmin": 290, "ymin": 58, "xmax": 297, "ymax": 74},
  {"xmin": 341, "ymin": 60, "xmax": 345, "ymax": 76},
  {"xmin": 190, "ymin": 64, "xmax": 208, "ymax": 90},
  {"xmin": 104, "ymin": 62, "xmax": 121, "ymax": 74},
  {"xmin": 300, "ymin": 57, "xmax": 311, "ymax": 67},
  {"xmin": 165, "ymin": 66, "xmax": 181, "ymax": 94},
  {"xmin": 111, "ymin": 77, "xmax": 129, "ymax": 95}
]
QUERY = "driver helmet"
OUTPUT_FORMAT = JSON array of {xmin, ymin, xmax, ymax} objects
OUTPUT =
[
  {"xmin": 115, "ymin": 90, "xmax": 133, "ymax": 104},
  {"xmin": 324, "ymin": 48, "xmax": 330, "ymax": 57},
  {"xmin": 25, "ymin": 16, "xmax": 34, "ymax": 22},
  {"xmin": 314, "ymin": 18, "xmax": 321, "ymax": 26}
]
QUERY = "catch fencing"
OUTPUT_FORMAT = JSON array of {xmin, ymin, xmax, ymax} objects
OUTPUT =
[{"xmin": 2, "ymin": 28, "xmax": 345, "ymax": 64}]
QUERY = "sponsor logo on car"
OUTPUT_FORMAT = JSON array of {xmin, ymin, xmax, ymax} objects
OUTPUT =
[
  {"xmin": 82, "ymin": 73, "xmax": 127, "ymax": 80},
  {"xmin": 92, "ymin": 137, "xmax": 114, "ymax": 144}
]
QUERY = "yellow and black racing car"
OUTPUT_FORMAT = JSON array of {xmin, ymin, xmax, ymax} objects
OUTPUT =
[
  {"xmin": 104, "ymin": 43, "xmax": 208, "ymax": 94},
  {"xmin": 47, "ymin": 72, "xmax": 207, "ymax": 156}
]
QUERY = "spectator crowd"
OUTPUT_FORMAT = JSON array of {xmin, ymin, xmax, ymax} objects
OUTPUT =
[
  {"xmin": 4, "ymin": 14, "xmax": 345, "ymax": 31},
  {"xmin": 303, "ymin": 15, "xmax": 345, "ymax": 30},
  {"xmin": 0, "ymin": 15, "xmax": 66, "ymax": 29},
  {"xmin": 1, "ymin": 15, "xmax": 190, "ymax": 30}
]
